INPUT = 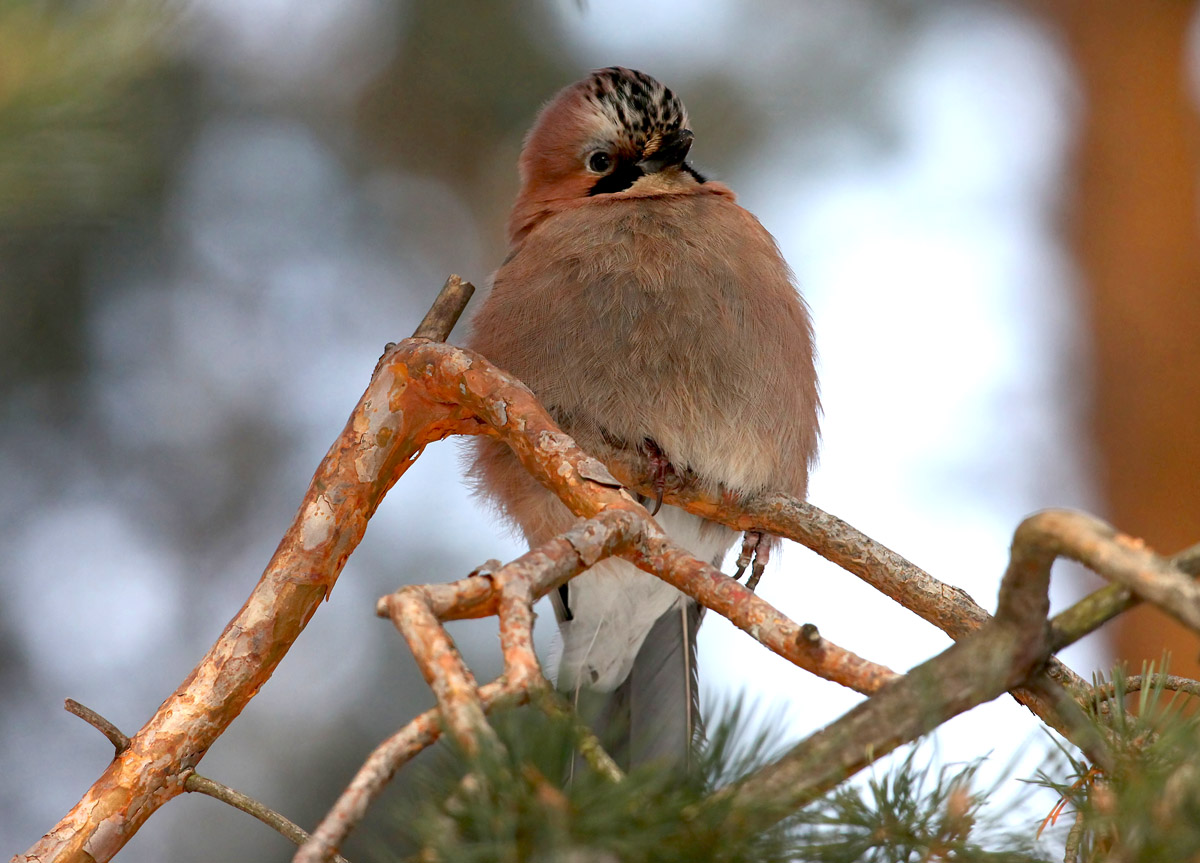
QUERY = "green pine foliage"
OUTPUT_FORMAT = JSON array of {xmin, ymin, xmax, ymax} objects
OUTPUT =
[
  {"xmin": 376, "ymin": 701, "xmax": 802, "ymax": 863},
  {"xmin": 1035, "ymin": 660, "xmax": 1200, "ymax": 862},
  {"xmin": 793, "ymin": 748, "xmax": 1047, "ymax": 863},
  {"xmin": 355, "ymin": 667, "xmax": 1200, "ymax": 863},
  {"xmin": 372, "ymin": 700, "xmax": 1049, "ymax": 863}
]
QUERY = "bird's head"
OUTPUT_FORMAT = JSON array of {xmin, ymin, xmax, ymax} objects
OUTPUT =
[{"xmin": 508, "ymin": 67, "xmax": 704, "ymax": 243}]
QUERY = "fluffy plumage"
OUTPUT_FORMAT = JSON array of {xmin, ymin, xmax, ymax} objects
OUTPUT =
[{"xmin": 467, "ymin": 67, "xmax": 819, "ymax": 769}]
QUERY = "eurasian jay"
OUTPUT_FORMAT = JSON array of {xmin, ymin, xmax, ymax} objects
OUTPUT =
[{"xmin": 468, "ymin": 67, "xmax": 820, "ymax": 769}]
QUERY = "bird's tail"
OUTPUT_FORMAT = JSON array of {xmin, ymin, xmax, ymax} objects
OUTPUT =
[{"xmin": 567, "ymin": 597, "xmax": 704, "ymax": 773}]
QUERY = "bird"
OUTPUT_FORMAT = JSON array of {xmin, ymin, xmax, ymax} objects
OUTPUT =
[{"xmin": 466, "ymin": 67, "xmax": 819, "ymax": 771}]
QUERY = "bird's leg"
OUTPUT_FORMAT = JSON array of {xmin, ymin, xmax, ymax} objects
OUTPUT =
[
  {"xmin": 745, "ymin": 542, "xmax": 770, "ymax": 592},
  {"xmin": 641, "ymin": 438, "xmax": 672, "ymax": 516},
  {"xmin": 733, "ymin": 531, "xmax": 771, "ymax": 591},
  {"xmin": 733, "ymin": 531, "xmax": 758, "ymax": 581}
]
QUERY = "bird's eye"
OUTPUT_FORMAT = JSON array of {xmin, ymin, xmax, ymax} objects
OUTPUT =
[{"xmin": 587, "ymin": 151, "xmax": 613, "ymax": 174}]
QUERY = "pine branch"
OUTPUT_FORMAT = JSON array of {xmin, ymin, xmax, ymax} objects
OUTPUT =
[
  {"xmin": 20, "ymin": 277, "xmax": 1200, "ymax": 863},
  {"xmin": 58, "ymin": 699, "xmax": 349, "ymax": 863}
]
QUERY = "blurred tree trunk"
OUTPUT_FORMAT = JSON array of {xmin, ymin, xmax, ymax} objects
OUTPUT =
[{"xmin": 1037, "ymin": 1, "xmax": 1200, "ymax": 674}]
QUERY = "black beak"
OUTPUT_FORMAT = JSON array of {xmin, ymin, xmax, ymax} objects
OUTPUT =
[{"xmin": 637, "ymin": 128, "xmax": 694, "ymax": 174}]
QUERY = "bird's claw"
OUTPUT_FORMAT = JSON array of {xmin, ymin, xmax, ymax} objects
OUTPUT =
[
  {"xmin": 642, "ymin": 439, "xmax": 671, "ymax": 516},
  {"xmin": 733, "ymin": 531, "xmax": 771, "ymax": 591}
]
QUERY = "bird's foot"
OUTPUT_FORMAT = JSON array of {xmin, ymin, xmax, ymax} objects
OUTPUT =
[
  {"xmin": 733, "ymin": 531, "xmax": 771, "ymax": 591},
  {"xmin": 642, "ymin": 438, "xmax": 672, "ymax": 516}
]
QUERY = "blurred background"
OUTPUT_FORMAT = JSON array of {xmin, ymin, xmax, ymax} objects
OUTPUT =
[{"xmin": 3, "ymin": 0, "xmax": 1199, "ymax": 859}]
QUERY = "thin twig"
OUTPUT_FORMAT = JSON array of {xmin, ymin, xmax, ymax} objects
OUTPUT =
[
  {"xmin": 1049, "ymin": 540, "xmax": 1200, "ymax": 653},
  {"xmin": 494, "ymin": 569, "xmax": 543, "ymax": 694},
  {"xmin": 185, "ymin": 773, "xmax": 350, "ymax": 863},
  {"xmin": 64, "ymin": 699, "xmax": 130, "ymax": 755},
  {"xmin": 61, "ymin": 700, "xmax": 351, "ymax": 861},
  {"xmin": 1092, "ymin": 673, "xmax": 1200, "ymax": 701},
  {"xmin": 386, "ymin": 587, "xmax": 499, "ymax": 756},
  {"xmin": 1022, "ymin": 675, "xmax": 1114, "ymax": 772},
  {"xmin": 411, "ymin": 274, "xmax": 475, "ymax": 341},
  {"xmin": 529, "ymin": 687, "xmax": 623, "ymax": 783},
  {"xmin": 1062, "ymin": 807, "xmax": 1086, "ymax": 863},
  {"xmin": 294, "ymin": 680, "xmax": 515, "ymax": 863}
]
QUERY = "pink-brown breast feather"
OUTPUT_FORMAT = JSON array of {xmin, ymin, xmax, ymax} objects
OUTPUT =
[{"xmin": 468, "ymin": 184, "xmax": 819, "ymax": 538}]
